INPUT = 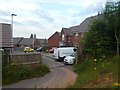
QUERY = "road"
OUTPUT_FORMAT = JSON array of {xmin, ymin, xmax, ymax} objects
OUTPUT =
[{"xmin": 3, "ymin": 53, "xmax": 77, "ymax": 88}]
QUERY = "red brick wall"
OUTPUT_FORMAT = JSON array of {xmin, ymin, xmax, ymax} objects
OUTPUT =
[
  {"xmin": 70, "ymin": 33, "xmax": 82, "ymax": 48},
  {"xmin": 48, "ymin": 32, "xmax": 61, "ymax": 47}
]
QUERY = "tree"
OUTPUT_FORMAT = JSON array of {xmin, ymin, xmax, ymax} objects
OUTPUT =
[
  {"xmin": 103, "ymin": 1, "xmax": 120, "ymax": 56},
  {"xmin": 81, "ymin": 1, "xmax": 120, "ymax": 58},
  {"xmin": 81, "ymin": 19, "xmax": 109, "ymax": 58}
]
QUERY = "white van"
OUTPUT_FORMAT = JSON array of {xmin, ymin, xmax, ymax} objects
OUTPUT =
[
  {"xmin": 54, "ymin": 47, "xmax": 75, "ymax": 61},
  {"xmin": 54, "ymin": 48, "xmax": 58, "ymax": 58}
]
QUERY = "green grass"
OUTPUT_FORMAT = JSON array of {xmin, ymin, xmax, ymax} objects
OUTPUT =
[
  {"xmin": 2, "ymin": 63, "xmax": 50, "ymax": 85},
  {"xmin": 69, "ymin": 56, "xmax": 119, "ymax": 88}
]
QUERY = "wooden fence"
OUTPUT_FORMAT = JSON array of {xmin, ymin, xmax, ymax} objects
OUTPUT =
[{"xmin": 10, "ymin": 53, "xmax": 41, "ymax": 65}]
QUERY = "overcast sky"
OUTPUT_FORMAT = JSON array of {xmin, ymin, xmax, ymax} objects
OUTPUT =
[{"xmin": 0, "ymin": 0, "xmax": 118, "ymax": 39}]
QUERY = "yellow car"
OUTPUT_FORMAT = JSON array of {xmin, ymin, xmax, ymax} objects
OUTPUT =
[{"xmin": 23, "ymin": 47, "xmax": 34, "ymax": 52}]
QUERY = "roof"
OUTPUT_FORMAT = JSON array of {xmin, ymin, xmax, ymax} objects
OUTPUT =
[
  {"xmin": 13, "ymin": 37, "xmax": 33, "ymax": 45},
  {"xmin": 61, "ymin": 28, "xmax": 70, "ymax": 35},
  {"xmin": 48, "ymin": 31, "xmax": 61, "ymax": 40},
  {"xmin": 69, "ymin": 25, "xmax": 79, "ymax": 34},
  {"xmin": 13, "ymin": 37, "xmax": 23, "ymax": 45},
  {"xmin": 48, "ymin": 15, "xmax": 102, "ymax": 39},
  {"xmin": 13, "ymin": 37, "xmax": 48, "ymax": 46},
  {"xmin": 0, "ymin": 23, "xmax": 11, "ymax": 25},
  {"xmin": 38, "ymin": 39, "xmax": 48, "ymax": 44},
  {"xmin": 78, "ymin": 15, "xmax": 101, "ymax": 32},
  {"xmin": 69, "ymin": 15, "xmax": 102, "ymax": 34},
  {"xmin": 19, "ymin": 38, "xmax": 33, "ymax": 45}
]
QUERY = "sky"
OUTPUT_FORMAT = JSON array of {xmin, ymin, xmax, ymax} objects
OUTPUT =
[{"xmin": 0, "ymin": 0, "xmax": 118, "ymax": 39}]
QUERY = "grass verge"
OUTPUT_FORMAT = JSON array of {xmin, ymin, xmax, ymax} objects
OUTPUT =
[
  {"xmin": 2, "ymin": 63, "xmax": 50, "ymax": 85},
  {"xmin": 69, "ymin": 56, "xmax": 119, "ymax": 88}
]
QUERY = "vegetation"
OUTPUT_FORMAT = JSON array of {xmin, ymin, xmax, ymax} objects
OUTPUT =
[
  {"xmin": 81, "ymin": 1, "xmax": 120, "ymax": 58},
  {"xmin": 70, "ymin": 56, "xmax": 119, "ymax": 88},
  {"xmin": 2, "ymin": 63, "xmax": 50, "ymax": 85},
  {"xmin": 70, "ymin": 1, "xmax": 120, "ymax": 88}
]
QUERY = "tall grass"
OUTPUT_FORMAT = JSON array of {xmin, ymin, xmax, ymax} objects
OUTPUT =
[{"xmin": 69, "ymin": 56, "xmax": 119, "ymax": 88}]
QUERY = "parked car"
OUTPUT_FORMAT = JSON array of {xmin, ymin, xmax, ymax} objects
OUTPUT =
[
  {"xmin": 54, "ymin": 47, "xmax": 76, "ymax": 61},
  {"xmin": 49, "ymin": 48, "xmax": 54, "ymax": 53},
  {"xmin": 36, "ymin": 47, "xmax": 43, "ymax": 52},
  {"xmin": 23, "ymin": 47, "xmax": 34, "ymax": 52},
  {"xmin": 64, "ymin": 53, "xmax": 75, "ymax": 64}
]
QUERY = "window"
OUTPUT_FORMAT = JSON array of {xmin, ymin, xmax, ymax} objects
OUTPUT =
[
  {"xmin": 62, "ymin": 34, "xmax": 65, "ymax": 40},
  {"xmin": 75, "ymin": 33, "xmax": 78, "ymax": 37}
]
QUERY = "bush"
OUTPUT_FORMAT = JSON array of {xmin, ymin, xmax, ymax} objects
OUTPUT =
[{"xmin": 2, "ymin": 63, "xmax": 50, "ymax": 85}]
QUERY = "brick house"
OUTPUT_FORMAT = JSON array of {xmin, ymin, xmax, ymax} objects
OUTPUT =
[
  {"xmin": 60, "ymin": 28, "xmax": 70, "ymax": 46},
  {"xmin": 13, "ymin": 37, "xmax": 48, "ymax": 50},
  {"xmin": 48, "ymin": 32, "xmax": 61, "ymax": 48},
  {"xmin": 70, "ymin": 15, "xmax": 101, "ymax": 48},
  {"xmin": 48, "ymin": 15, "xmax": 101, "ymax": 48},
  {"xmin": 0, "ymin": 23, "xmax": 12, "ymax": 51}
]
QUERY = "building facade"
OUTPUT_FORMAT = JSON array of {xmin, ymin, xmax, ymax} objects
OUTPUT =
[
  {"xmin": 48, "ymin": 15, "xmax": 101, "ymax": 48},
  {"xmin": 48, "ymin": 32, "xmax": 61, "ymax": 48},
  {"xmin": 0, "ymin": 23, "xmax": 12, "ymax": 51}
]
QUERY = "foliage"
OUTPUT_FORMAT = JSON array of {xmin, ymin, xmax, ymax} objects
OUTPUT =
[
  {"xmin": 103, "ymin": 1, "xmax": 120, "ymax": 56},
  {"xmin": 81, "ymin": 19, "xmax": 111, "ymax": 59},
  {"xmin": 81, "ymin": 1, "xmax": 120, "ymax": 58},
  {"xmin": 70, "ymin": 56, "xmax": 119, "ymax": 88},
  {"xmin": 2, "ymin": 63, "xmax": 50, "ymax": 85},
  {"xmin": 70, "ymin": 1, "xmax": 120, "ymax": 88}
]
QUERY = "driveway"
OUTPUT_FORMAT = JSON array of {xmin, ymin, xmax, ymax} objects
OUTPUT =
[{"xmin": 3, "ymin": 53, "xmax": 77, "ymax": 88}]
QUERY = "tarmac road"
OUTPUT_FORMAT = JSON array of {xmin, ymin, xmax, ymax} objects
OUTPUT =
[{"xmin": 3, "ymin": 53, "xmax": 77, "ymax": 88}]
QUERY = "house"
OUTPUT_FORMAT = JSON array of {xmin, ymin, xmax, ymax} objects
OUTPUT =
[
  {"xmin": 36, "ymin": 39, "xmax": 48, "ymax": 49},
  {"xmin": 70, "ymin": 15, "xmax": 101, "ymax": 48},
  {"xmin": 0, "ymin": 23, "xmax": 12, "ymax": 51},
  {"xmin": 69, "ymin": 25, "xmax": 83, "ymax": 48},
  {"xmin": 48, "ymin": 32, "xmax": 61, "ymax": 48},
  {"xmin": 13, "ymin": 37, "xmax": 48, "ymax": 50},
  {"xmin": 60, "ymin": 28, "xmax": 71, "ymax": 46},
  {"xmin": 48, "ymin": 15, "xmax": 101, "ymax": 48}
]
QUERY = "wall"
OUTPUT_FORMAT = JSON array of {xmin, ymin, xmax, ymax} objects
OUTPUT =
[
  {"xmin": 70, "ymin": 33, "xmax": 82, "ymax": 47},
  {"xmin": 0, "ymin": 23, "xmax": 12, "ymax": 48},
  {"xmin": 48, "ymin": 32, "xmax": 61, "ymax": 48},
  {"xmin": 10, "ymin": 53, "xmax": 41, "ymax": 65}
]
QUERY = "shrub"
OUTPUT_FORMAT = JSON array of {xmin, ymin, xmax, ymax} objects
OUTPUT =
[{"xmin": 2, "ymin": 63, "xmax": 50, "ymax": 85}]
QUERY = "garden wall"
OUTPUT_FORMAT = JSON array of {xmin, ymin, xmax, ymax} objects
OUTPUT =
[{"xmin": 10, "ymin": 53, "xmax": 41, "ymax": 65}]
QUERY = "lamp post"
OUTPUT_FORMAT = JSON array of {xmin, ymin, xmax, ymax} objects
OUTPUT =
[{"xmin": 11, "ymin": 14, "xmax": 17, "ymax": 52}]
